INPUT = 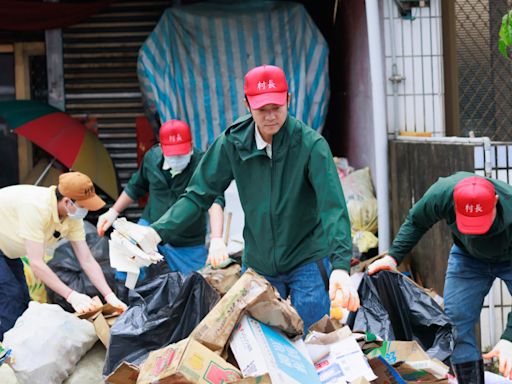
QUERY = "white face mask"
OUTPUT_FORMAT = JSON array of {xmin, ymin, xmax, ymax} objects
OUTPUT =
[
  {"xmin": 65, "ymin": 200, "xmax": 88, "ymax": 220},
  {"xmin": 162, "ymin": 153, "xmax": 192, "ymax": 175}
]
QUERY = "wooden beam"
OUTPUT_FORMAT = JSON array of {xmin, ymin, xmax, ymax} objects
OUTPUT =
[
  {"xmin": 0, "ymin": 44, "xmax": 14, "ymax": 53},
  {"xmin": 441, "ymin": 0, "xmax": 460, "ymax": 136},
  {"xmin": 14, "ymin": 42, "xmax": 45, "ymax": 181}
]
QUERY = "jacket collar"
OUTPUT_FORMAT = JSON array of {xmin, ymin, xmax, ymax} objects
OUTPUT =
[{"xmin": 226, "ymin": 114, "xmax": 298, "ymax": 161}]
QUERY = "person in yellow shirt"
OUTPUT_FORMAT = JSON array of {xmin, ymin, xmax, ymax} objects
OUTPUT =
[{"xmin": 0, "ymin": 172, "xmax": 126, "ymax": 340}]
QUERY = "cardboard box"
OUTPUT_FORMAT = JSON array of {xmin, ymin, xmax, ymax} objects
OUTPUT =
[
  {"xmin": 137, "ymin": 338, "xmax": 242, "ymax": 384},
  {"xmin": 366, "ymin": 341, "xmax": 449, "ymax": 379},
  {"xmin": 93, "ymin": 313, "xmax": 111, "ymax": 348},
  {"xmin": 190, "ymin": 269, "xmax": 303, "ymax": 354},
  {"xmin": 232, "ymin": 374, "xmax": 272, "ymax": 383},
  {"xmin": 230, "ymin": 315, "xmax": 321, "ymax": 384},
  {"xmin": 350, "ymin": 377, "xmax": 371, "ymax": 384},
  {"xmin": 77, "ymin": 296, "xmax": 121, "ymax": 348},
  {"xmin": 313, "ymin": 336, "xmax": 377, "ymax": 383},
  {"xmin": 305, "ymin": 320, "xmax": 376, "ymax": 383},
  {"xmin": 105, "ymin": 362, "xmax": 140, "ymax": 384},
  {"xmin": 366, "ymin": 340, "xmax": 429, "ymax": 363},
  {"xmin": 368, "ymin": 357, "xmax": 406, "ymax": 384},
  {"xmin": 199, "ymin": 261, "xmax": 241, "ymax": 295}
]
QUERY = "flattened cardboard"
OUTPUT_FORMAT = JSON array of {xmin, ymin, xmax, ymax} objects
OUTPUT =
[
  {"xmin": 232, "ymin": 374, "xmax": 272, "ymax": 384},
  {"xmin": 93, "ymin": 313, "xmax": 111, "ymax": 348},
  {"xmin": 230, "ymin": 316, "xmax": 320, "ymax": 384},
  {"xmin": 368, "ymin": 357, "xmax": 405, "ymax": 384},
  {"xmin": 105, "ymin": 362, "xmax": 140, "ymax": 384},
  {"xmin": 136, "ymin": 338, "xmax": 242, "ymax": 384},
  {"xmin": 190, "ymin": 269, "xmax": 303, "ymax": 354}
]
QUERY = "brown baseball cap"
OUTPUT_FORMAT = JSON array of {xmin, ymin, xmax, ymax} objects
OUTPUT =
[{"xmin": 58, "ymin": 172, "xmax": 106, "ymax": 211}]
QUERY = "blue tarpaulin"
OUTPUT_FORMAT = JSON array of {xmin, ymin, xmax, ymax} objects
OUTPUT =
[{"xmin": 138, "ymin": 1, "xmax": 330, "ymax": 149}]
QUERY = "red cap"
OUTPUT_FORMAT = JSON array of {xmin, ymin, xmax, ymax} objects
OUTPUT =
[
  {"xmin": 159, "ymin": 120, "xmax": 192, "ymax": 156},
  {"xmin": 244, "ymin": 65, "xmax": 288, "ymax": 110},
  {"xmin": 453, "ymin": 176, "xmax": 497, "ymax": 234}
]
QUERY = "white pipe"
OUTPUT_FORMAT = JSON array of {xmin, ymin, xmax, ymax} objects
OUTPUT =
[
  {"xmin": 366, "ymin": 0, "xmax": 390, "ymax": 252},
  {"xmin": 395, "ymin": 135, "xmax": 492, "ymax": 145},
  {"xmin": 34, "ymin": 158, "xmax": 56, "ymax": 186}
]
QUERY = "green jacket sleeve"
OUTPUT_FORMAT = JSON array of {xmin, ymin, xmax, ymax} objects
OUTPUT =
[
  {"xmin": 308, "ymin": 139, "xmax": 352, "ymax": 272},
  {"xmin": 388, "ymin": 182, "xmax": 452, "ymax": 263},
  {"xmin": 213, "ymin": 195, "xmax": 225, "ymax": 208},
  {"xmin": 195, "ymin": 150, "xmax": 225, "ymax": 209},
  {"xmin": 151, "ymin": 137, "xmax": 234, "ymax": 244},
  {"xmin": 124, "ymin": 153, "xmax": 150, "ymax": 201}
]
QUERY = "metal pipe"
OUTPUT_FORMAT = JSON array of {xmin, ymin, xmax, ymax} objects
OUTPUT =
[
  {"xmin": 387, "ymin": 0, "xmax": 405, "ymax": 138},
  {"xmin": 366, "ymin": 0, "xmax": 390, "ymax": 252},
  {"xmin": 34, "ymin": 158, "xmax": 56, "ymax": 186}
]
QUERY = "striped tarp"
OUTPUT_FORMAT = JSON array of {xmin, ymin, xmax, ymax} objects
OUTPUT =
[{"xmin": 137, "ymin": 1, "xmax": 330, "ymax": 149}]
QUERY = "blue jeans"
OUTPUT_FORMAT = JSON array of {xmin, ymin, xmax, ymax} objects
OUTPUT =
[
  {"xmin": 444, "ymin": 244, "xmax": 512, "ymax": 364},
  {"xmin": 0, "ymin": 251, "xmax": 30, "ymax": 340},
  {"xmin": 115, "ymin": 218, "xmax": 207, "ymax": 281},
  {"xmin": 243, "ymin": 257, "xmax": 331, "ymax": 333}
]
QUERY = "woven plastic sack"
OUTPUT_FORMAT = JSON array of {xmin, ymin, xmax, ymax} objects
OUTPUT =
[{"xmin": 3, "ymin": 302, "xmax": 97, "ymax": 384}]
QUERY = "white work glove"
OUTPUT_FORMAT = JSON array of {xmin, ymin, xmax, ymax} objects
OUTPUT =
[
  {"xmin": 207, "ymin": 237, "xmax": 229, "ymax": 268},
  {"xmin": 329, "ymin": 269, "xmax": 360, "ymax": 312},
  {"xmin": 105, "ymin": 292, "xmax": 128, "ymax": 312},
  {"xmin": 367, "ymin": 255, "xmax": 398, "ymax": 276},
  {"xmin": 97, "ymin": 208, "xmax": 119, "ymax": 237},
  {"xmin": 66, "ymin": 290, "xmax": 98, "ymax": 314},
  {"xmin": 483, "ymin": 339, "xmax": 512, "ymax": 379}
]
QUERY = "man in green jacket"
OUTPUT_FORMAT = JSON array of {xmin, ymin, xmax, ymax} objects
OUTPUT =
[
  {"xmin": 143, "ymin": 65, "xmax": 359, "ymax": 331},
  {"xmin": 369, "ymin": 172, "xmax": 512, "ymax": 382},
  {"xmin": 97, "ymin": 119, "xmax": 227, "ymax": 276}
]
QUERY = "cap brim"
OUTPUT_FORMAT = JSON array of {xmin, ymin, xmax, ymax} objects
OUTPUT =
[
  {"xmin": 77, "ymin": 194, "xmax": 106, "ymax": 211},
  {"xmin": 455, "ymin": 210, "xmax": 494, "ymax": 235},
  {"xmin": 247, "ymin": 91, "xmax": 287, "ymax": 110},
  {"xmin": 161, "ymin": 142, "xmax": 192, "ymax": 156}
]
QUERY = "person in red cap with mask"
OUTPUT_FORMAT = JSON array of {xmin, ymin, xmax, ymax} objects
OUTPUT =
[
  {"xmin": 137, "ymin": 65, "xmax": 358, "ymax": 332},
  {"xmin": 97, "ymin": 119, "xmax": 226, "ymax": 276},
  {"xmin": 368, "ymin": 171, "xmax": 512, "ymax": 382}
]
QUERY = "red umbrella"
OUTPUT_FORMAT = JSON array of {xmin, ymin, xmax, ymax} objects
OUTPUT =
[{"xmin": 0, "ymin": 100, "xmax": 119, "ymax": 199}]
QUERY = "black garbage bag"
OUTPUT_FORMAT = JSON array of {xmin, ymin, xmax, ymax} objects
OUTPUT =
[
  {"xmin": 46, "ymin": 221, "xmax": 116, "ymax": 312},
  {"xmin": 103, "ymin": 271, "xmax": 220, "ymax": 376},
  {"xmin": 347, "ymin": 271, "xmax": 454, "ymax": 362},
  {"xmin": 114, "ymin": 259, "xmax": 173, "ymax": 304}
]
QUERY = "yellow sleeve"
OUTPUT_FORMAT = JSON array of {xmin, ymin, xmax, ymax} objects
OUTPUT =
[
  {"xmin": 66, "ymin": 219, "xmax": 86, "ymax": 242},
  {"xmin": 17, "ymin": 205, "xmax": 46, "ymax": 243}
]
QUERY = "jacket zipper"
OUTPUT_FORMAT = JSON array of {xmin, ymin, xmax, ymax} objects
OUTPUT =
[{"xmin": 269, "ymin": 155, "xmax": 277, "ymax": 275}]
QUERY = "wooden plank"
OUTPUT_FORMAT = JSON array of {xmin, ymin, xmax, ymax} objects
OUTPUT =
[
  {"xmin": 14, "ymin": 43, "xmax": 33, "ymax": 182},
  {"xmin": 441, "ymin": 0, "xmax": 460, "ymax": 136},
  {"xmin": 0, "ymin": 44, "xmax": 13, "ymax": 53}
]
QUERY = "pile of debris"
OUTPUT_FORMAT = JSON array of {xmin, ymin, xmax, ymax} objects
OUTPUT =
[{"xmin": 2, "ymin": 260, "xmax": 459, "ymax": 383}]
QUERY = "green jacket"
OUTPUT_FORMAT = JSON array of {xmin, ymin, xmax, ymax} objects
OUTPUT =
[
  {"xmin": 124, "ymin": 146, "xmax": 223, "ymax": 247},
  {"xmin": 152, "ymin": 114, "xmax": 353, "ymax": 275},
  {"xmin": 389, "ymin": 171, "xmax": 512, "ymax": 342}
]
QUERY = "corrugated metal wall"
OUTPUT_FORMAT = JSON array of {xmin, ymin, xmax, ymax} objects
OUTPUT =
[{"xmin": 62, "ymin": 1, "xmax": 171, "ymax": 220}]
